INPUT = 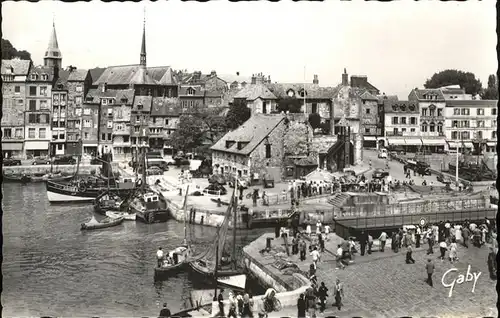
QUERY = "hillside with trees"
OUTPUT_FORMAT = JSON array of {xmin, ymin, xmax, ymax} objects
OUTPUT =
[{"xmin": 1, "ymin": 38, "xmax": 32, "ymax": 61}]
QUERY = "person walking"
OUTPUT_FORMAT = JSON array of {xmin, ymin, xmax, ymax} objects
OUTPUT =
[
  {"xmin": 379, "ymin": 231, "xmax": 388, "ymax": 252},
  {"xmin": 299, "ymin": 239, "xmax": 307, "ymax": 261},
  {"xmin": 425, "ymin": 259, "xmax": 435, "ymax": 287},
  {"xmin": 297, "ymin": 293, "xmax": 306, "ymax": 318},
  {"xmin": 367, "ymin": 233, "xmax": 373, "ymax": 254},
  {"xmin": 449, "ymin": 238, "xmax": 458, "ymax": 263},
  {"xmin": 426, "ymin": 229, "xmax": 434, "ymax": 255},
  {"xmin": 292, "ymin": 234, "xmax": 299, "ymax": 255},
  {"xmin": 332, "ymin": 279, "xmax": 344, "ymax": 310},
  {"xmin": 306, "ymin": 286, "xmax": 317, "ymax": 318},
  {"xmin": 310, "ymin": 247, "xmax": 321, "ymax": 269},
  {"xmin": 159, "ymin": 302, "xmax": 171, "ymax": 318},
  {"xmin": 359, "ymin": 231, "xmax": 368, "ymax": 256},
  {"xmin": 217, "ymin": 289, "xmax": 225, "ymax": 317},
  {"xmin": 242, "ymin": 292, "xmax": 253, "ymax": 318},
  {"xmin": 393, "ymin": 232, "xmax": 400, "ymax": 253},
  {"xmin": 318, "ymin": 233, "xmax": 325, "ymax": 253},
  {"xmin": 227, "ymin": 292, "xmax": 237, "ymax": 318},
  {"xmin": 336, "ymin": 244, "xmax": 346, "ymax": 269},
  {"xmin": 439, "ymin": 240, "xmax": 448, "ymax": 261},
  {"xmin": 462, "ymin": 225, "xmax": 470, "ymax": 248},
  {"xmin": 317, "ymin": 282, "xmax": 329, "ymax": 313},
  {"xmin": 415, "ymin": 226, "xmax": 421, "ymax": 248},
  {"xmin": 405, "ymin": 245, "xmax": 415, "ymax": 264}
]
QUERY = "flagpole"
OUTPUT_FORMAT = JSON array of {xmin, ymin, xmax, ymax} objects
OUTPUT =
[{"xmin": 303, "ymin": 66, "xmax": 306, "ymax": 114}]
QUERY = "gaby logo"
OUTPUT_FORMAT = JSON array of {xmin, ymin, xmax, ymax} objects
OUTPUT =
[{"xmin": 441, "ymin": 265, "xmax": 481, "ymax": 298}]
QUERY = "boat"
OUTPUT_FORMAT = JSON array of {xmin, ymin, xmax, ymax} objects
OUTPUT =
[
  {"xmin": 93, "ymin": 177, "xmax": 136, "ymax": 214},
  {"xmin": 189, "ymin": 183, "xmax": 245, "ymax": 278},
  {"xmin": 217, "ymin": 274, "xmax": 247, "ymax": 291},
  {"xmin": 3, "ymin": 173, "xmax": 31, "ymax": 183},
  {"xmin": 130, "ymin": 153, "xmax": 169, "ymax": 224},
  {"xmin": 105, "ymin": 210, "xmax": 136, "ymax": 221},
  {"xmin": 30, "ymin": 173, "xmax": 74, "ymax": 183},
  {"xmin": 80, "ymin": 216, "xmax": 124, "ymax": 230}
]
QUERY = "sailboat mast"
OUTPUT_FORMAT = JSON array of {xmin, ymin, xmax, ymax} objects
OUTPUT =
[
  {"xmin": 232, "ymin": 178, "xmax": 238, "ymax": 270},
  {"xmin": 183, "ymin": 185, "xmax": 190, "ymax": 246},
  {"xmin": 141, "ymin": 152, "xmax": 146, "ymax": 191},
  {"xmin": 213, "ymin": 241, "xmax": 219, "ymax": 301}
]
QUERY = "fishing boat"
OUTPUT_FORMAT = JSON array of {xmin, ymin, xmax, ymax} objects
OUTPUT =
[
  {"xmin": 105, "ymin": 210, "xmax": 136, "ymax": 221},
  {"xmin": 30, "ymin": 173, "xmax": 74, "ymax": 183},
  {"xmin": 80, "ymin": 216, "xmax": 124, "ymax": 230},
  {"xmin": 154, "ymin": 186, "xmax": 193, "ymax": 279},
  {"xmin": 3, "ymin": 173, "xmax": 31, "ymax": 183},
  {"xmin": 93, "ymin": 177, "xmax": 136, "ymax": 214},
  {"xmin": 189, "ymin": 184, "xmax": 244, "ymax": 278},
  {"xmin": 130, "ymin": 153, "xmax": 170, "ymax": 224}
]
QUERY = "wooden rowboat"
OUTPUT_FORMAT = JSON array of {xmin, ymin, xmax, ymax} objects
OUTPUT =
[
  {"xmin": 154, "ymin": 245, "xmax": 191, "ymax": 279},
  {"xmin": 80, "ymin": 216, "xmax": 124, "ymax": 230},
  {"xmin": 105, "ymin": 210, "xmax": 136, "ymax": 221}
]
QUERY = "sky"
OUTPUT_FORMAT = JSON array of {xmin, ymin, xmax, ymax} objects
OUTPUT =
[{"xmin": 2, "ymin": 1, "xmax": 497, "ymax": 99}]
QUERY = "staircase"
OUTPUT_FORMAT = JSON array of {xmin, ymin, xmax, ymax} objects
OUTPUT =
[{"xmin": 327, "ymin": 192, "xmax": 350, "ymax": 208}]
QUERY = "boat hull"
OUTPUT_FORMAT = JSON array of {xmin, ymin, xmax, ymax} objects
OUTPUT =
[
  {"xmin": 105, "ymin": 211, "xmax": 136, "ymax": 221},
  {"xmin": 47, "ymin": 189, "xmax": 98, "ymax": 203},
  {"xmin": 153, "ymin": 261, "xmax": 187, "ymax": 279},
  {"xmin": 46, "ymin": 181, "xmax": 133, "ymax": 203},
  {"xmin": 80, "ymin": 217, "xmax": 124, "ymax": 230},
  {"xmin": 189, "ymin": 260, "xmax": 244, "ymax": 278},
  {"xmin": 133, "ymin": 207, "xmax": 170, "ymax": 224}
]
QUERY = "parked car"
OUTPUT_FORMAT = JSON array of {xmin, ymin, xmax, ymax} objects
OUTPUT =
[
  {"xmin": 372, "ymin": 168, "xmax": 390, "ymax": 179},
  {"xmin": 228, "ymin": 177, "xmax": 249, "ymax": 189},
  {"xmin": 203, "ymin": 184, "xmax": 227, "ymax": 195},
  {"xmin": 147, "ymin": 166, "xmax": 164, "ymax": 176},
  {"xmin": 378, "ymin": 148, "xmax": 388, "ymax": 159},
  {"xmin": 437, "ymin": 174, "xmax": 452, "ymax": 184},
  {"xmin": 31, "ymin": 156, "xmax": 51, "ymax": 165},
  {"xmin": 53, "ymin": 155, "xmax": 76, "ymax": 165},
  {"xmin": 3, "ymin": 157, "xmax": 22, "ymax": 166}
]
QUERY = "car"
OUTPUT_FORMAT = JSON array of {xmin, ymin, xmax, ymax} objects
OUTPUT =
[
  {"xmin": 228, "ymin": 178, "xmax": 249, "ymax": 189},
  {"xmin": 2, "ymin": 157, "xmax": 22, "ymax": 166},
  {"xmin": 203, "ymin": 184, "xmax": 227, "ymax": 195},
  {"xmin": 53, "ymin": 155, "xmax": 76, "ymax": 165},
  {"xmin": 378, "ymin": 148, "xmax": 388, "ymax": 159},
  {"xmin": 31, "ymin": 156, "xmax": 51, "ymax": 165},
  {"xmin": 372, "ymin": 168, "xmax": 390, "ymax": 179},
  {"xmin": 146, "ymin": 166, "xmax": 164, "ymax": 176},
  {"xmin": 437, "ymin": 174, "xmax": 452, "ymax": 184}
]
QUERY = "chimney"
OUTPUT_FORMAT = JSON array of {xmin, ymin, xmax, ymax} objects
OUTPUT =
[
  {"xmin": 210, "ymin": 70, "xmax": 217, "ymax": 77},
  {"xmin": 251, "ymin": 74, "xmax": 256, "ymax": 85},
  {"xmin": 268, "ymin": 75, "xmax": 271, "ymax": 84},
  {"xmin": 102, "ymin": 82, "xmax": 107, "ymax": 93},
  {"xmin": 313, "ymin": 75, "xmax": 319, "ymax": 85},
  {"xmin": 342, "ymin": 68, "xmax": 348, "ymax": 86}
]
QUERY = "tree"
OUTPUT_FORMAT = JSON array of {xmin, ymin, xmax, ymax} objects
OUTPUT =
[
  {"xmin": 424, "ymin": 69, "xmax": 482, "ymax": 96},
  {"xmin": 167, "ymin": 115, "xmax": 204, "ymax": 152},
  {"xmin": 308, "ymin": 113, "xmax": 321, "ymax": 130},
  {"xmin": 284, "ymin": 121, "xmax": 310, "ymax": 156},
  {"xmin": 276, "ymin": 97, "xmax": 303, "ymax": 113},
  {"xmin": 481, "ymin": 74, "xmax": 499, "ymax": 100},
  {"xmin": 1, "ymin": 38, "xmax": 32, "ymax": 61},
  {"xmin": 192, "ymin": 106, "xmax": 228, "ymax": 144},
  {"xmin": 225, "ymin": 99, "xmax": 251, "ymax": 130}
]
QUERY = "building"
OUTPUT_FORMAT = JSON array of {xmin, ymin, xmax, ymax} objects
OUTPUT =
[
  {"xmin": 376, "ymin": 94, "xmax": 398, "ymax": 143},
  {"xmin": 51, "ymin": 70, "xmax": 69, "ymax": 156},
  {"xmin": 131, "ymin": 96, "xmax": 152, "ymax": 156},
  {"xmin": 211, "ymin": 114, "xmax": 287, "ymax": 182},
  {"xmin": 66, "ymin": 68, "xmax": 92, "ymax": 155},
  {"xmin": 149, "ymin": 97, "xmax": 180, "ymax": 155},
  {"xmin": 408, "ymin": 88, "xmax": 447, "ymax": 152},
  {"xmin": 179, "ymin": 85, "xmax": 205, "ymax": 111},
  {"xmin": 24, "ymin": 65, "xmax": 55, "ymax": 158},
  {"xmin": 383, "ymin": 100, "xmax": 421, "ymax": 152},
  {"xmin": 444, "ymin": 99, "xmax": 497, "ymax": 154},
  {"xmin": 1, "ymin": 59, "xmax": 31, "ymax": 158},
  {"xmin": 232, "ymin": 82, "xmax": 278, "ymax": 114},
  {"xmin": 81, "ymin": 90, "xmax": 101, "ymax": 156},
  {"xmin": 111, "ymin": 89, "xmax": 135, "ymax": 161}
]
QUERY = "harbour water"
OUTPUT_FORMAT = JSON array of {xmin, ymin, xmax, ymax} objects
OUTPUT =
[{"xmin": 2, "ymin": 182, "xmax": 266, "ymax": 317}]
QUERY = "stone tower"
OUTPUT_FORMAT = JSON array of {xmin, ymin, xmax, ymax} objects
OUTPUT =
[{"xmin": 44, "ymin": 21, "xmax": 62, "ymax": 69}]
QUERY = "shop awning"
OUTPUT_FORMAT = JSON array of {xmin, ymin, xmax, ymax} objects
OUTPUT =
[
  {"xmin": 24, "ymin": 141, "xmax": 49, "ymax": 150},
  {"xmin": 448, "ymin": 142, "xmax": 474, "ymax": 148},
  {"xmin": 363, "ymin": 136, "xmax": 377, "ymax": 141},
  {"xmin": 421, "ymin": 139, "xmax": 446, "ymax": 146},
  {"xmin": 1, "ymin": 142, "xmax": 23, "ymax": 151},
  {"xmin": 487, "ymin": 141, "xmax": 497, "ymax": 147},
  {"xmin": 386, "ymin": 138, "xmax": 421, "ymax": 146}
]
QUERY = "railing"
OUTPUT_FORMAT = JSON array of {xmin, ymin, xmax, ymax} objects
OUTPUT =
[
  {"xmin": 2, "ymin": 136, "xmax": 24, "ymax": 140},
  {"xmin": 420, "ymin": 115, "xmax": 445, "ymax": 121}
]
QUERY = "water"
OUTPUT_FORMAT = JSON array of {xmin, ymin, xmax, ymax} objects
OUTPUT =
[{"xmin": 2, "ymin": 182, "xmax": 266, "ymax": 317}]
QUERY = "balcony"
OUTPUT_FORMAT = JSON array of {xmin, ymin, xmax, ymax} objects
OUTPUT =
[
  {"xmin": 113, "ymin": 129, "xmax": 130, "ymax": 135},
  {"xmin": 112, "ymin": 141, "xmax": 131, "ymax": 147},
  {"xmin": 386, "ymin": 131, "xmax": 419, "ymax": 137},
  {"xmin": 420, "ymin": 115, "xmax": 444, "ymax": 121},
  {"xmin": 2, "ymin": 135, "xmax": 24, "ymax": 141}
]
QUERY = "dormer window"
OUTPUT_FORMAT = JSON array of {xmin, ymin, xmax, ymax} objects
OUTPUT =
[
  {"xmin": 237, "ymin": 141, "xmax": 249, "ymax": 150},
  {"xmin": 299, "ymin": 90, "xmax": 307, "ymax": 98},
  {"xmin": 287, "ymin": 89, "xmax": 295, "ymax": 97},
  {"xmin": 400, "ymin": 104, "xmax": 406, "ymax": 111},
  {"xmin": 392, "ymin": 104, "xmax": 398, "ymax": 111},
  {"xmin": 109, "ymin": 99, "xmax": 114, "ymax": 105},
  {"xmin": 57, "ymin": 84, "xmax": 63, "ymax": 90},
  {"xmin": 102, "ymin": 99, "xmax": 107, "ymax": 105},
  {"xmin": 409, "ymin": 105, "xmax": 415, "ymax": 111},
  {"xmin": 86, "ymin": 96, "xmax": 93, "ymax": 102},
  {"xmin": 41, "ymin": 74, "xmax": 48, "ymax": 80},
  {"xmin": 187, "ymin": 87, "xmax": 195, "ymax": 96},
  {"xmin": 225, "ymin": 140, "xmax": 235, "ymax": 148},
  {"xmin": 137, "ymin": 104, "xmax": 143, "ymax": 110},
  {"xmin": 31, "ymin": 74, "xmax": 38, "ymax": 80},
  {"xmin": 121, "ymin": 98, "xmax": 128, "ymax": 104}
]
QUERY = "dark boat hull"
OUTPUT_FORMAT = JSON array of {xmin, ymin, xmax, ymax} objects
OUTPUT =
[
  {"xmin": 153, "ymin": 261, "xmax": 187, "ymax": 279},
  {"xmin": 3, "ymin": 174, "xmax": 31, "ymax": 183},
  {"xmin": 80, "ymin": 217, "xmax": 124, "ymax": 230},
  {"xmin": 46, "ymin": 181, "xmax": 133, "ymax": 203},
  {"xmin": 133, "ymin": 207, "xmax": 171, "ymax": 224},
  {"xmin": 31, "ymin": 175, "xmax": 74, "ymax": 183},
  {"xmin": 189, "ymin": 260, "xmax": 244, "ymax": 279}
]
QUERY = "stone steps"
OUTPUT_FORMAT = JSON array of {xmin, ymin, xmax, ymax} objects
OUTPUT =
[{"xmin": 327, "ymin": 193, "xmax": 350, "ymax": 207}]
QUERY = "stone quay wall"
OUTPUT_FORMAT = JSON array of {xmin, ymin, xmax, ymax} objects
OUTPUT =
[{"xmin": 2, "ymin": 164, "xmax": 100, "ymax": 175}]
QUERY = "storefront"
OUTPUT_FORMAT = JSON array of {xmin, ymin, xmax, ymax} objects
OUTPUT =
[
  {"xmin": 2, "ymin": 142, "xmax": 24, "ymax": 159},
  {"xmin": 386, "ymin": 138, "xmax": 421, "ymax": 153},
  {"xmin": 421, "ymin": 138, "xmax": 446, "ymax": 153},
  {"xmin": 362, "ymin": 136, "xmax": 378, "ymax": 148},
  {"xmin": 24, "ymin": 141, "xmax": 49, "ymax": 158},
  {"xmin": 83, "ymin": 143, "xmax": 98, "ymax": 156}
]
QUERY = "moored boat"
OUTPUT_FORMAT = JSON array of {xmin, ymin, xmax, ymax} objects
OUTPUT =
[
  {"xmin": 130, "ymin": 191, "xmax": 170, "ymax": 223},
  {"xmin": 30, "ymin": 173, "xmax": 74, "ymax": 183},
  {"xmin": 217, "ymin": 274, "xmax": 247, "ymax": 291},
  {"xmin": 154, "ymin": 245, "xmax": 191, "ymax": 278},
  {"xmin": 3, "ymin": 173, "xmax": 31, "ymax": 183},
  {"xmin": 80, "ymin": 216, "xmax": 124, "ymax": 230},
  {"xmin": 105, "ymin": 210, "xmax": 136, "ymax": 221}
]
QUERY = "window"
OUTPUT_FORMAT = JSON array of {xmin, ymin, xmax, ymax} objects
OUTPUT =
[
  {"xmin": 429, "ymin": 109, "xmax": 435, "ymax": 117},
  {"xmin": 84, "ymin": 108, "xmax": 91, "ymax": 115},
  {"xmin": 28, "ymin": 128, "xmax": 35, "ymax": 138},
  {"xmin": 134, "ymin": 127, "xmax": 140, "ymax": 133},
  {"xmin": 109, "ymin": 99, "xmax": 114, "ymax": 105},
  {"xmin": 410, "ymin": 117, "xmax": 416, "ymax": 125},
  {"xmin": 429, "ymin": 122, "xmax": 435, "ymax": 132},
  {"xmin": 40, "ymin": 100, "xmax": 48, "ymax": 110},
  {"xmin": 476, "ymin": 131, "xmax": 483, "ymax": 139},
  {"xmin": 365, "ymin": 108, "xmax": 370, "ymax": 114},
  {"xmin": 107, "ymin": 133, "xmax": 112, "ymax": 140},
  {"xmin": 476, "ymin": 120, "xmax": 485, "ymax": 128},
  {"xmin": 452, "ymin": 120, "xmax": 458, "ymax": 128},
  {"xmin": 421, "ymin": 123, "xmax": 428, "ymax": 132},
  {"xmin": 437, "ymin": 123, "xmax": 443, "ymax": 133},
  {"xmin": 401, "ymin": 117, "xmax": 407, "ymax": 124},
  {"xmin": 39, "ymin": 128, "xmax": 46, "ymax": 138},
  {"xmin": 492, "ymin": 108, "xmax": 497, "ymax": 116},
  {"xmin": 84, "ymin": 132, "xmax": 89, "ymax": 140},
  {"xmin": 451, "ymin": 131, "xmax": 458, "ymax": 140},
  {"xmin": 437, "ymin": 108, "xmax": 443, "ymax": 117},
  {"xmin": 124, "ymin": 136, "xmax": 129, "ymax": 142},
  {"xmin": 14, "ymin": 86, "xmax": 20, "ymax": 93},
  {"xmin": 3, "ymin": 128, "xmax": 12, "ymax": 138},
  {"xmin": 453, "ymin": 108, "xmax": 460, "ymax": 115},
  {"xmin": 265, "ymin": 144, "xmax": 271, "ymax": 158},
  {"xmin": 29, "ymin": 86, "xmax": 37, "ymax": 96},
  {"xmin": 107, "ymin": 121, "xmax": 113, "ymax": 128},
  {"xmin": 392, "ymin": 117, "xmax": 399, "ymax": 125},
  {"xmin": 477, "ymin": 108, "xmax": 485, "ymax": 115},
  {"xmin": 312, "ymin": 103, "xmax": 318, "ymax": 114},
  {"xmin": 30, "ymin": 74, "xmax": 38, "ymax": 80},
  {"xmin": 42, "ymin": 74, "xmax": 48, "ymax": 81},
  {"xmin": 492, "ymin": 131, "xmax": 497, "ymax": 139},
  {"xmin": 365, "ymin": 128, "xmax": 370, "ymax": 134},
  {"xmin": 102, "ymin": 99, "xmax": 107, "ymax": 105},
  {"xmin": 393, "ymin": 128, "xmax": 399, "ymax": 134},
  {"xmin": 421, "ymin": 108, "xmax": 427, "ymax": 116},
  {"xmin": 40, "ymin": 87, "xmax": 47, "ymax": 96},
  {"xmin": 101, "ymin": 133, "xmax": 106, "ymax": 141},
  {"xmin": 410, "ymin": 128, "xmax": 415, "ymax": 133},
  {"xmin": 83, "ymin": 119, "xmax": 91, "ymax": 128},
  {"xmin": 76, "ymin": 85, "xmax": 83, "ymax": 92},
  {"xmin": 76, "ymin": 108, "xmax": 82, "ymax": 116},
  {"xmin": 401, "ymin": 128, "xmax": 407, "ymax": 132},
  {"xmin": 461, "ymin": 108, "xmax": 470, "ymax": 115},
  {"xmin": 152, "ymin": 117, "xmax": 156, "ymax": 124},
  {"xmin": 461, "ymin": 131, "xmax": 470, "ymax": 139},
  {"xmin": 187, "ymin": 88, "xmax": 195, "ymax": 96},
  {"xmin": 107, "ymin": 108, "xmax": 113, "ymax": 116},
  {"xmin": 29, "ymin": 100, "xmax": 37, "ymax": 111},
  {"xmin": 56, "ymin": 144, "xmax": 62, "ymax": 150},
  {"xmin": 75, "ymin": 96, "xmax": 82, "ymax": 105},
  {"xmin": 461, "ymin": 120, "xmax": 469, "ymax": 128}
]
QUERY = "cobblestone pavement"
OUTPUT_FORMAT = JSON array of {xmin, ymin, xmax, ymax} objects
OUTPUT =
[{"xmin": 278, "ymin": 235, "xmax": 497, "ymax": 318}]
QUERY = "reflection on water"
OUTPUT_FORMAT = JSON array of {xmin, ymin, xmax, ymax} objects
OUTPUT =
[{"xmin": 2, "ymin": 183, "xmax": 265, "ymax": 317}]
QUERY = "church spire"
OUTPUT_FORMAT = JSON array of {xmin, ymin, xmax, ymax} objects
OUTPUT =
[
  {"xmin": 44, "ymin": 20, "xmax": 62, "ymax": 69},
  {"xmin": 140, "ymin": 8, "xmax": 147, "ymax": 67}
]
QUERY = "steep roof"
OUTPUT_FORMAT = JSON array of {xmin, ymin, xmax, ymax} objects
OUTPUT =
[
  {"xmin": 233, "ymin": 83, "xmax": 277, "ymax": 100},
  {"xmin": 211, "ymin": 114, "xmax": 286, "ymax": 155},
  {"xmin": 129, "ymin": 66, "xmax": 156, "ymax": 85},
  {"xmin": 44, "ymin": 22, "xmax": 62, "ymax": 60},
  {"xmin": 357, "ymin": 90, "xmax": 379, "ymax": 101},
  {"xmin": 219, "ymin": 74, "xmax": 252, "ymax": 85},
  {"xmin": 179, "ymin": 85, "xmax": 205, "ymax": 97},
  {"xmin": 151, "ymin": 97, "xmax": 181, "ymax": 116},
  {"xmin": 266, "ymin": 83, "xmax": 340, "ymax": 99},
  {"xmin": 1, "ymin": 59, "xmax": 31, "ymax": 75},
  {"xmin": 84, "ymin": 88, "xmax": 134, "ymax": 104},
  {"xmin": 133, "ymin": 96, "xmax": 153, "ymax": 112},
  {"xmin": 115, "ymin": 89, "xmax": 135, "ymax": 105},
  {"xmin": 94, "ymin": 64, "xmax": 174, "ymax": 86},
  {"xmin": 409, "ymin": 88, "xmax": 445, "ymax": 101},
  {"xmin": 67, "ymin": 69, "xmax": 89, "ymax": 81},
  {"xmin": 89, "ymin": 67, "xmax": 106, "ymax": 83},
  {"xmin": 384, "ymin": 100, "xmax": 419, "ymax": 114},
  {"xmin": 377, "ymin": 95, "xmax": 399, "ymax": 103},
  {"xmin": 27, "ymin": 65, "xmax": 55, "ymax": 82},
  {"xmin": 53, "ymin": 69, "xmax": 70, "ymax": 90},
  {"xmin": 445, "ymin": 100, "xmax": 497, "ymax": 107}
]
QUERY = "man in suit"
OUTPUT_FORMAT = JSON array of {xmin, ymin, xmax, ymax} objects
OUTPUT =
[
  {"xmin": 425, "ymin": 259, "xmax": 435, "ymax": 287},
  {"xmin": 359, "ymin": 231, "xmax": 368, "ymax": 256},
  {"xmin": 159, "ymin": 303, "xmax": 171, "ymax": 318},
  {"xmin": 332, "ymin": 279, "xmax": 344, "ymax": 310}
]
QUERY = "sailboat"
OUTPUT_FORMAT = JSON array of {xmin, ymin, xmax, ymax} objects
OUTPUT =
[
  {"xmin": 189, "ymin": 183, "xmax": 245, "ymax": 278},
  {"xmin": 129, "ymin": 152, "xmax": 170, "ymax": 223},
  {"xmin": 154, "ymin": 185, "xmax": 192, "ymax": 279}
]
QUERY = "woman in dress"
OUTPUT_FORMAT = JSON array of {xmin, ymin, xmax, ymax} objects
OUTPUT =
[{"xmin": 448, "ymin": 238, "xmax": 458, "ymax": 263}]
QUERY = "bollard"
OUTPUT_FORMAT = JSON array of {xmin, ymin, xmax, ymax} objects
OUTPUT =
[
  {"xmin": 266, "ymin": 237, "xmax": 274, "ymax": 250},
  {"xmin": 200, "ymin": 215, "xmax": 204, "ymax": 225}
]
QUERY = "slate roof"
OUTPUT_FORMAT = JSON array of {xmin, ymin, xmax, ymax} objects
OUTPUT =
[
  {"xmin": 383, "ymin": 100, "xmax": 419, "ymax": 113},
  {"xmin": 219, "ymin": 74, "xmax": 252, "ymax": 85},
  {"xmin": 53, "ymin": 69, "xmax": 70, "ymax": 90},
  {"xmin": 211, "ymin": 114, "xmax": 286, "ymax": 155},
  {"xmin": 115, "ymin": 89, "xmax": 135, "ymax": 105},
  {"xmin": 93, "ymin": 64, "xmax": 175, "ymax": 86},
  {"xmin": 151, "ymin": 97, "xmax": 181, "ymax": 116},
  {"xmin": 67, "ymin": 69, "xmax": 89, "ymax": 82},
  {"xmin": 133, "ymin": 96, "xmax": 153, "ymax": 112},
  {"xmin": 266, "ymin": 83, "xmax": 340, "ymax": 99},
  {"xmin": 26, "ymin": 65, "xmax": 55, "ymax": 82},
  {"xmin": 357, "ymin": 90, "xmax": 379, "ymax": 101},
  {"xmin": 179, "ymin": 85, "xmax": 205, "ymax": 97},
  {"xmin": 84, "ymin": 88, "xmax": 134, "ymax": 104},
  {"xmin": 445, "ymin": 100, "xmax": 497, "ymax": 107},
  {"xmin": 409, "ymin": 88, "xmax": 445, "ymax": 101},
  {"xmin": 1, "ymin": 59, "xmax": 31, "ymax": 75},
  {"xmin": 233, "ymin": 83, "xmax": 277, "ymax": 100},
  {"xmin": 377, "ymin": 95, "xmax": 399, "ymax": 103},
  {"xmin": 84, "ymin": 89, "xmax": 100, "ymax": 103},
  {"xmin": 89, "ymin": 67, "xmax": 106, "ymax": 83}
]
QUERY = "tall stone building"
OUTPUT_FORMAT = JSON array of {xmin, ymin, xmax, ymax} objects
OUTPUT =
[
  {"xmin": 66, "ymin": 68, "xmax": 92, "ymax": 155},
  {"xmin": 111, "ymin": 89, "xmax": 135, "ymax": 161},
  {"xmin": 51, "ymin": 71, "xmax": 69, "ymax": 156},
  {"xmin": 1, "ymin": 59, "xmax": 31, "ymax": 158}
]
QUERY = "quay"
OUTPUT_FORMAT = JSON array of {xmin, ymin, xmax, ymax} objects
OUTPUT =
[{"xmin": 2, "ymin": 164, "xmax": 100, "ymax": 176}]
